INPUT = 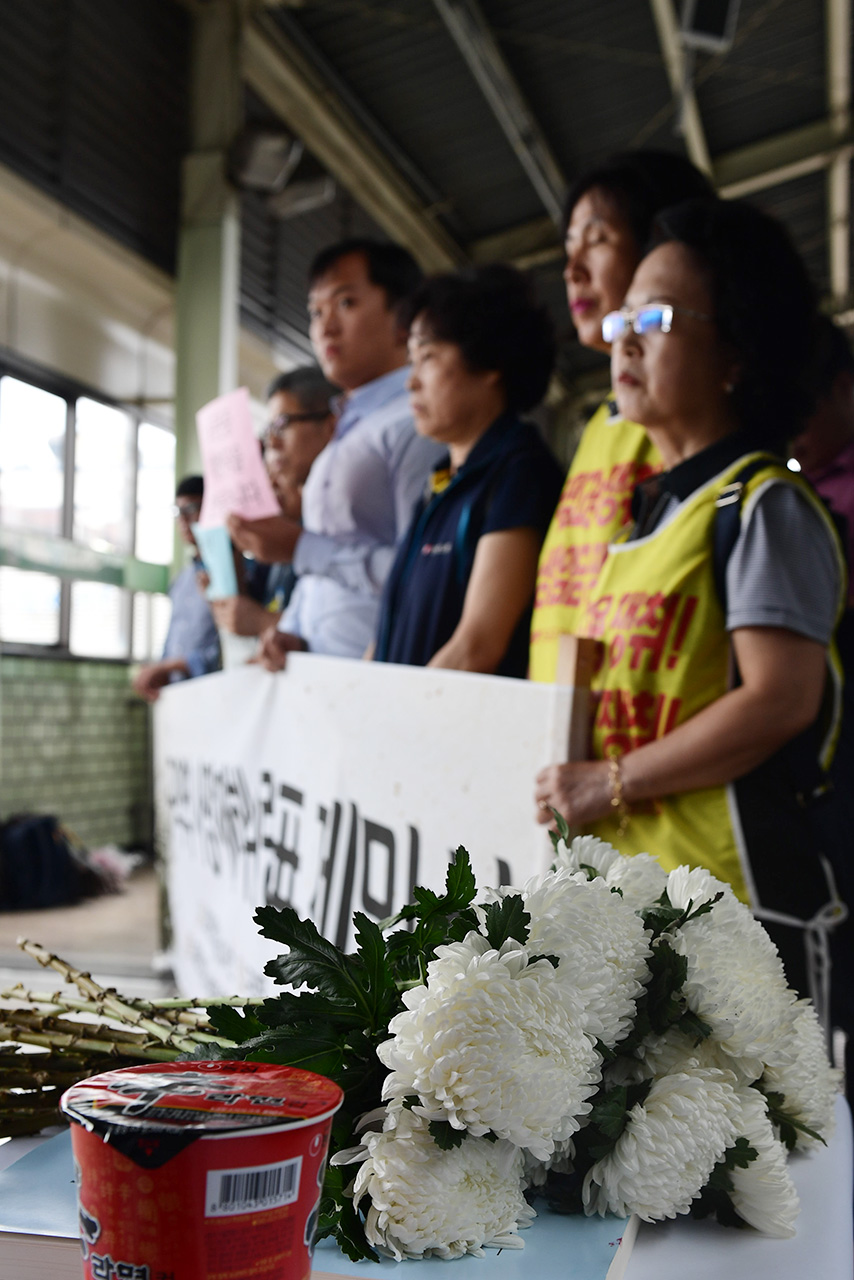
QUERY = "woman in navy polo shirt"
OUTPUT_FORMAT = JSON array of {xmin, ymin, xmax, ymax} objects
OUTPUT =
[{"xmin": 374, "ymin": 265, "xmax": 564, "ymax": 677}]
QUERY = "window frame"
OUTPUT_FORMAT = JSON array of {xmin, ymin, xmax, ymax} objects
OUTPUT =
[{"xmin": 0, "ymin": 347, "xmax": 174, "ymax": 662}]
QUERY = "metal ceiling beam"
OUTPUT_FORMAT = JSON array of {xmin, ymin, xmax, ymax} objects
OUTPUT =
[
  {"xmin": 714, "ymin": 117, "xmax": 854, "ymax": 198},
  {"xmin": 243, "ymin": 17, "xmax": 465, "ymax": 273},
  {"xmin": 473, "ymin": 115, "xmax": 854, "ymax": 269},
  {"xmin": 648, "ymin": 0, "xmax": 713, "ymax": 176},
  {"xmin": 826, "ymin": 0, "xmax": 852, "ymax": 304},
  {"xmin": 469, "ymin": 215, "xmax": 558, "ymax": 265},
  {"xmin": 431, "ymin": 0, "xmax": 567, "ymax": 226}
]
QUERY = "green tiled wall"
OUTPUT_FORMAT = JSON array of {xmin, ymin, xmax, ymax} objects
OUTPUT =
[{"xmin": 0, "ymin": 657, "xmax": 150, "ymax": 848}]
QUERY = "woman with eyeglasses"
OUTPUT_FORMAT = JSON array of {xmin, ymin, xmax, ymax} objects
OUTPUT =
[
  {"xmin": 530, "ymin": 150, "xmax": 714, "ymax": 682},
  {"xmin": 535, "ymin": 198, "xmax": 846, "ymax": 998}
]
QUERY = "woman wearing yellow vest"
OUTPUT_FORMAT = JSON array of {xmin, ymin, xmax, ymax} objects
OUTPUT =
[
  {"xmin": 530, "ymin": 151, "xmax": 713, "ymax": 681},
  {"xmin": 535, "ymin": 198, "xmax": 846, "ymax": 1000}
]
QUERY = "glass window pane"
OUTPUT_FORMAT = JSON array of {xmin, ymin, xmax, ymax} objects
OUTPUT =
[
  {"xmin": 69, "ymin": 581, "xmax": 130, "ymax": 658},
  {"xmin": 0, "ymin": 376, "xmax": 66, "ymax": 534},
  {"xmin": 0, "ymin": 567, "xmax": 61, "ymax": 644},
  {"xmin": 132, "ymin": 591, "xmax": 172, "ymax": 661},
  {"xmin": 135, "ymin": 423, "xmax": 176, "ymax": 564},
  {"xmin": 73, "ymin": 397, "xmax": 135, "ymax": 553}
]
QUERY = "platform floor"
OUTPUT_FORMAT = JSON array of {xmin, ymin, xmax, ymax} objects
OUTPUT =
[{"xmin": 0, "ymin": 864, "xmax": 170, "ymax": 997}]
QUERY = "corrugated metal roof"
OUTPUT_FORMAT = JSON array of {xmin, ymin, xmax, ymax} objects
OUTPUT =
[
  {"xmin": 0, "ymin": 0, "xmax": 846, "ymax": 383},
  {"xmin": 693, "ymin": 0, "xmax": 826, "ymax": 156},
  {"xmin": 753, "ymin": 168, "xmax": 830, "ymax": 299},
  {"xmin": 0, "ymin": 0, "xmax": 188, "ymax": 272},
  {"xmin": 271, "ymin": 2, "xmax": 544, "ymax": 237}
]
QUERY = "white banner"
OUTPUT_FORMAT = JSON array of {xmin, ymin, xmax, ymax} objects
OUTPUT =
[{"xmin": 154, "ymin": 655, "xmax": 578, "ymax": 996}]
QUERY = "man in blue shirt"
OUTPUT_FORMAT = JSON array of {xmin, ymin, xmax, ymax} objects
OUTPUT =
[
  {"xmin": 132, "ymin": 476, "xmax": 220, "ymax": 701},
  {"xmin": 228, "ymin": 240, "xmax": 443, "ymax": 662}
]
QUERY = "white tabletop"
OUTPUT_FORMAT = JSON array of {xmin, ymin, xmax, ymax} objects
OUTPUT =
[
  {"xmin": 627, "ymin": 1093, "xmax": 853, "ymax": 1279},
  {"xmin": 0, "ymin": 1098, "xmax": 850, "ymax": 1278}
]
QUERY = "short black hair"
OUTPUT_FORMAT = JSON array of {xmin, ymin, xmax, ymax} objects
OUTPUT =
[
  {"xmin": 564, "ymin": 149, "xmax": 715, "ymax": 249},
  {"xmin": 265, "ymin": 366, "xmax": 337, "ymax": 412},
  {"xmin": 175, "ymin": 474, "xmax": 203, "ymax": 498},
  {"xmin": 649, "ymin": 197, "xmax": 819, "ymax": 444},
  {"xmin": 308, "ymin": 238, "xmax": 423, "ymax": 307},
  {"xmin": 402, "ymin": 264, "xmax": 556, "ymax": 413}
]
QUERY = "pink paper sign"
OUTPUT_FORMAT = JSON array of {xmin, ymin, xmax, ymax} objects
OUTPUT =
[{"xmin": 196, "ymin": 387, "xmax": 281, "ymax": 527}]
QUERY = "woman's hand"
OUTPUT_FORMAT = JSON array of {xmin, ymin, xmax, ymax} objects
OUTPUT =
[
  {"xmin": 211, "ymin": 595, "xmax": 273, "ymax": 637},
  {"xmin": 534, "ymin": 760, "xmax": 613, "ymax": 828},
  {"xmin": 255, "ymin": 624, "xmax": 308, "ymax": 672}
]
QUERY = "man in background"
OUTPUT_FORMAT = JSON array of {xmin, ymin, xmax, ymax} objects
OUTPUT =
[
  {"xmin": 228, "ymin": 238, "xmax": 443, "ymax": 663},
  {"xmin": 212, "ymin": 367, "xmax": 336, "ymax": 638},
  {"xmin": 132, "ymin": 476, "xmax": 220, "ymax": 702}
]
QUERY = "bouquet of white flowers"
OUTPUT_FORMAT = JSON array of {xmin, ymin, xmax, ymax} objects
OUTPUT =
[{"xmin": 203, "ymin": 825, "xmax": 839, "ymax": 1263}]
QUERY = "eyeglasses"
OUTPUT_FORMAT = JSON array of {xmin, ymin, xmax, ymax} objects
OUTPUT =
[
  {"xmin": 264, "ymin": 411, "xmax": 330, "ymax": 444},
  {"xmin": 601, "ymin": 303, "xmax": 713, "ymax": 344},
  {"xmin": 173, "ymin": 501, "xmax": 202, "ymax": 519}
]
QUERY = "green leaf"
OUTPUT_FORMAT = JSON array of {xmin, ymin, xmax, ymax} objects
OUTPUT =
[
  {"xmin": 644, "ymin": 939, "xmax": 688, "ymax": 1034},
  {"xmin": 677, "ymin": 1010, "xmax": 713, "ymax": 1043},
  {"xmin": 428, "ymin": 1120, "xmax": 466, "ymax": 1150},
  {"xmin": 256, "ymin": 991, "xmax": 366, "ymax": 1030},
  {"xmin": 580, "ymin": 1081, "xmax": 652, "ymax": 1163},
  {"xmin": 689, "ymin": 1140, "xmax": 757, "ymax": 1228},
  {"xmin": 552, "ymin": 808, "xmax": 571, "ymax": 845},
  {"xmin": 529, "ymin": 953, "xmax": 560, "ymax": 969},
  {"xmin": 257, "ymin": 905, "xmax": 351, "ymax": 998},
  {"xmin": 761, "ymin": 1088, "xmax": 826, "ymax": 1150},
  {"xmin": 444, "ymin": 847, "xmax": 477, "ymax": 910},
  {"xmin": 482, "ymin": 894, "xmax": 530, "ymax": 949},
  {"xmin": 682, "ymin": 892, "xmax": 724, "ymax": 924},
  {"xmin": 205, "ymin": 1003, "xmax": 267, "ymax": 1042},
  {"xmin": 335, "ymin": 1195, "xmax": 379, "ymax": 1263},
  {"xmin": 234, "ymin": 1025, "xmax": 347, "ymax": 1078},
  {"xmin": 351, "ymin": 913, "xmax": 398, "ymax": 1031},
  {"xmin": 725, "ymin": 1136, "xmax": 758, "ymax": 1170}
]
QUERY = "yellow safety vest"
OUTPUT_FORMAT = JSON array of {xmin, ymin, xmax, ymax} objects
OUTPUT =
[
  {"xmin": 530, "ymin": 398, "xmax": 661, "ymax": 682},
  {"xmin": 580, "ymin": 453, "xmax": 845, "ymax": 912}
]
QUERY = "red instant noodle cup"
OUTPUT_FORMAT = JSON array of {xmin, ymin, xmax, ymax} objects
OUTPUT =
[{"xmin": 60, "ymin": 1060, "xmax": 344, "ymax": 1280}]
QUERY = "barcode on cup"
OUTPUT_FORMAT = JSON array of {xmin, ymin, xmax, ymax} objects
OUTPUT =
[{"xmin": 205, "ymin": 1155, "xmax": 302, "ymax": 1217}]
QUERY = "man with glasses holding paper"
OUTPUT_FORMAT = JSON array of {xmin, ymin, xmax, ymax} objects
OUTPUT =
[
  {"xmin": 228, "ymin": 239, "xmax": 443, "ymax": 665},
  {"xmin": 211, "ymin": 369, "xmax": 336, "ymax": 639},
  {"xmin": 132, "ymin": 476, "xmax": 220, "ymax": 702}
]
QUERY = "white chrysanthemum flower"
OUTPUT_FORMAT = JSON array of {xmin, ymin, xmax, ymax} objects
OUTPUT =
[
  {"xmin": 553, "ymin": 833, "xmax": 622, "ymax": 877},
  {"xmin": 762, "ymin": 999, "xmax": 840, "ymax": 1150},
  {"xmin": 607, "ymin": 852, "xmax": 669, "ymax": 911},
  {"xmin": 522, "ymin": 868, "xmax": 651, "ymax": 1047},
  {"xmin": 378, "ymin": 932, "xmax": 600, "ymax": 1160},
  {"xmin": 583, "ymin": 1067, "xmax": 740, "ymax": 1221},
  {"xmin": 665, "ymin": 864, "xmax": 734, "ymax": 912},
  {"xmin": 672, "ymin": 883, "xmax": 796, "ymax": 1062},
  {"xmin": 522, "ymin": 1135, "xmax": 576, "ymax": 1188},
  {"xmin": 353, "ymin": 1107, "xmax": 535, "ymax": 1260},
  {"xmin": 553, "ymin": 835, "xmax": 668, "ymax": 911},
  {"xmin": 636, "ymin": 1028, "xmax": 763, "ymax": 1088},
  {"xmin": 728, "ymin": 1087, "xmax": 799, "ymax": 1237}
]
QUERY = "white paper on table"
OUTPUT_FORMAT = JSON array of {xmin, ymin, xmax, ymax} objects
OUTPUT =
[{"xmin": 196, "ymin": 387, "xmax": 280, "ymax": 528}]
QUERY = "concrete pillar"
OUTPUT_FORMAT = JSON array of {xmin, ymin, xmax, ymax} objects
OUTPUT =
[{"xmin": 174, "ymin": 0, "xmax": 242, "ymax": 483}]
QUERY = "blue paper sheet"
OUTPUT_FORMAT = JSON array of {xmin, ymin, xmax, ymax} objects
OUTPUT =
[
  {"xmin": 0, "ymin": 1130, "xmax": 628, "ymax": 1278},
  {"xmin": 191, "ymin": 523, "xmax": 238, "ymax": 600}
]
